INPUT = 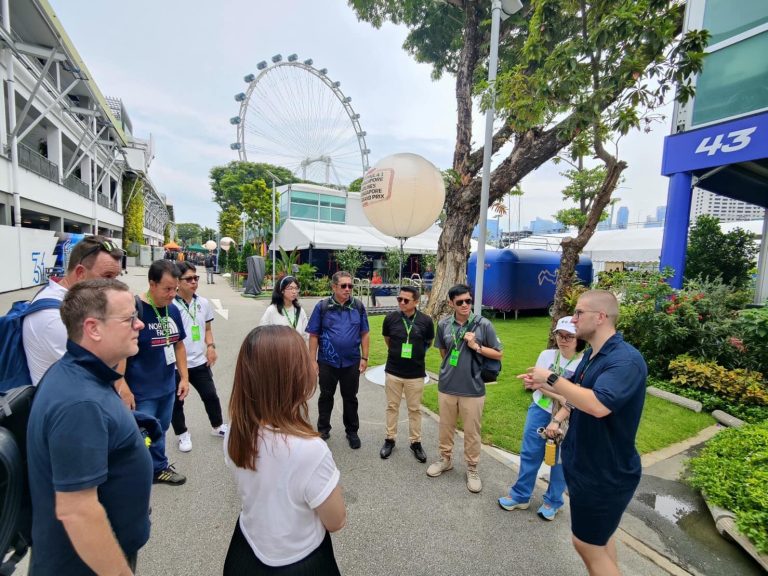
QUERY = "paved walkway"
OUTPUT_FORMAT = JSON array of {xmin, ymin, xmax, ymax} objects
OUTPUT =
[{"xmin": 2, "ymin": 269, "xmax": 761, "ymax": 575}]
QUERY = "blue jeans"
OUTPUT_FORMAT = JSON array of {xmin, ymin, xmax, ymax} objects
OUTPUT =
[
  {"xmin": 509, "ymin": 403, "xmax": 567, "ymax": 509},
  {"xmin": 136, "ymin": 391, "xmax": 175, "ymax": 474}
]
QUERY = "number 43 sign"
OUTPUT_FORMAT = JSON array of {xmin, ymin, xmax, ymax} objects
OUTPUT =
[{"xmin": 694, "ymin": 127, "xmax": 756, "ymax": 156}]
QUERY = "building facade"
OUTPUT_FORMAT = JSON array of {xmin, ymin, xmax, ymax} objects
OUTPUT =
[{"xmin": 691, "ymin": 188, "xmax": 765, "ymax": 222}]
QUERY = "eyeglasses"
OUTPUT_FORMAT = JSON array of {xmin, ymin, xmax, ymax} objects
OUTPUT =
[
  {"xmin": 454, "ymin": 298, "xmax": 472, "ymax": 307},
  {"xmin": 98, "ymin": 310, "xmax": 141, "ymax": 327},
  {"xmin": 283, "ymin": 285, "xmax": 299, "ymax": 291},
  {"xmin": 396, "ymin": 297, "xmax": 412, "ymax": 304},
  {"xmin": 337, "ymin": 283, "xmax": 353, "ymax": 289},
  {"xmin": 555, "ymin": 332, "xmax": 576, "ymax": 341},
  {"xmin": 573, "ymin": 309, "xmax": 601, "ymax": 319},
  {"xmin": 181, "ymin": 275, "xmax": 200, "ymax": 283},
  {"xmin": 78, "ymin": 240, "xmax": 124, "ymax": 266}
]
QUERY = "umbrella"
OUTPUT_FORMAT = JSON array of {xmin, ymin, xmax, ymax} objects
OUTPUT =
[
  {"xmin": 163, "ymin": 241, "xmax": 180, "ymax": 250},
  {"xmin": 187, "ymin": 243, "xmax": 208, "ymax": 253}
]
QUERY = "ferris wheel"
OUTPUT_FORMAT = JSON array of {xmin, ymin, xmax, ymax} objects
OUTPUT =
[{"xmin": 230, "ymin": 54, "xmax": 370, "ymax": 187}]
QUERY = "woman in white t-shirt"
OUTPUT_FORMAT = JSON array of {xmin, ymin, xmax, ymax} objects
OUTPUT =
[
  {"xmin": 224, "ymin": 325, "xmax": 346, "ymax": 574},
  {"xmin": 499, "ymin": 316, "xmax": 585, "ymax": 521},
  {"xmin": 259, "ymin": 276, "xmax": 309, "ymax": 344}
]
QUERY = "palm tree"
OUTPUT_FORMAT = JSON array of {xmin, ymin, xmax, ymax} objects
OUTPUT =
[{"xmin": 491, "ymin": 199, "xmax": 508, "ymax": 247}]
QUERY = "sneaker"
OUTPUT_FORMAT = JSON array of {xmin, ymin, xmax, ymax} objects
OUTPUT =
[
  {"xmin": 211, "ymin": 424, "xmax": 229, "ymax": 438},
  {"xmin": 426, "ymin": 458, "xmax": 453, "ymax": 478},
  {"xmin": 498, "ymin": 496, "xmax": 530, "ymax": 511},
  {"xmin": 380, "ymin": 439, "xmax": 395, "ymax": 459},
  {"xmin": 346, "ymin": 433, "xmax": 361, "ymax": 450},
  {"xmin": 177, "ymin": 431, "xmax": 192, "ymax": 453},
  {"xmin": 320, "ymin": 431, "xmax": 330, "ymax": 441},
  {"xmin": 537, "ymin": 503, "xmax": 558, "ymax": 521},
  {"xmin": 466, "ymin": 469, "xmax": 482, "ymax": 493},
  {"xmin": 153, "ymin": 464, "xmax": 186, "ymax": 486},
  {"xmin": 410, "ymin": 442, "xmax": 427, "ymax": 463}
]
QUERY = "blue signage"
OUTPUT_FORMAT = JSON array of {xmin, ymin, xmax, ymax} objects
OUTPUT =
[{"xmin": 661, "ymin": 110, "xmax": 768, "ymax": 175}]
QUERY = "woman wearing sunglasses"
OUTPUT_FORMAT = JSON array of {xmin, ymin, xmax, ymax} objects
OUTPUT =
[
  {"xmin": 259, "ymin": 276, "xmax": 309, "ymax": 344},
  {"xmin": 498, "ymin": 316, "xmax": 585, "ymax": 520}
]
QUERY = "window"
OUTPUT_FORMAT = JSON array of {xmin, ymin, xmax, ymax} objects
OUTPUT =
[
  {"xmin": 287, "ymin": 189, "xmax": 346, "ymax": 223},
  {"xmin": 703, "ymin": 0, "xmax": 768, "ymax": 45}
]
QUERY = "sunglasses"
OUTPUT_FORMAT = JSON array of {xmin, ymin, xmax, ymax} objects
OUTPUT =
[
  {"xmin": 454, "ymin": 298, "xmax": 472, "ymax": 306},
  {"xmin": 396, "ymin": 297, "xmax": 412, "ymax": 304},
  {"xmin": 337, "ymin": 283, "xmax": 353, "ymax": 289},
  {"xmin": 78, "ymin": 240, "xmax": 124, "ymax": 265},
  {"xmin": 181, "ymin": 275, "xmax": 200, "ymax": 283}
]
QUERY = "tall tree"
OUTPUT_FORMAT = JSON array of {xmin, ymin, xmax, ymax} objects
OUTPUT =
[
  {"xmin": 218, "ymin": 206, "xmax": 242, "ymax": 242},
  {"xmin": 348, "ymin": 0, "xmax": 707, "ymax": 317},
  {"xmin": 176, "ymin": 223, "xmax": 203, "ymax": 245},
  {"xmin": 686, "ymin": 215, "xmax": 758, "ymax": 289},
  {"xmin": 210, "ymin": 161, "xmax": 295, "ymax": 210}
]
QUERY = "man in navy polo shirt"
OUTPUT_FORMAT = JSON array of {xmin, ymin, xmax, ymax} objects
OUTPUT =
[
  {"xmin": 27, "ymin": 279, "xmax": 153, "ymax": 575},
  {"xmin": 520, "ymin": 290, "xmax": 647, "ymax": 576},
  {"xmin": 307, "ymin": 271, "xmax": 370, "ymax": 449}
]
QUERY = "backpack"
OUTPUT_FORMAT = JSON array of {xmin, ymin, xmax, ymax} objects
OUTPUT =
[
  {"xmin": 204, "ymin": 255, "xmax": 214, "ymax": 268},
  {"xmin": 470, "ymin": 316, "xmax": 502, "ymax": 383},
  {"xmin": 319, "ymin": 296, "xmax": 366, "ymax": 322},
  {"xmin": 0, "ymin": 298, "xmax": 62, "ymax": 393},
  {"xmin": 0, "ymin": 385, "xmax": 35, "ymax": 574}
]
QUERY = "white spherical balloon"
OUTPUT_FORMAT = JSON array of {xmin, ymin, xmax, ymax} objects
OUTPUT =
[
  {"xmin": 361, "ymin": 153, "xmax": 445, "ymax": 238},
  {"xmin": 220, "ymin": 237, "xmax": 235, "ymax": 252},
  {"xmin": 204, "ymin": 240, "xmax": 217, "ymax": 251}
]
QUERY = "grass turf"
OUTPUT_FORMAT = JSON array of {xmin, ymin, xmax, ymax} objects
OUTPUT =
[{"xmin": 366, "ymin": 314, "xmax": 714, "ymax": 454}]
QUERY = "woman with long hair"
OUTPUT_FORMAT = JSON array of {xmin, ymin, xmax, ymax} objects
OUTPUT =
[
  {"xmin": 498, "ymin": 316, "xmax": 585, "ymax": 521},
  {"xmin": 224, "ymin": 326, "xmax": 346, "ymax": 574},
  {"xmin": 259, "ymin": 276, "xmax": 309, "ymax": 343}
]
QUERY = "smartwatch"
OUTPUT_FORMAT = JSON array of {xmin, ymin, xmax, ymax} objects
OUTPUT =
[{"xmin": 546, "ymin": 372, "xmax": 559, "ymax": 387}]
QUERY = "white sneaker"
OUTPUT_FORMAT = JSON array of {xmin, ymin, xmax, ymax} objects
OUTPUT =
[
  {"xmin": 211, "ymin": 424, "xmax": 229, "ymax": 438},
  {"xmin": 466, "ymin": 469, "xmax": 482, "ymax": 493},
  {"xmin": 178, "ymin": 431, "xmax": 192, "ymax": 453}
]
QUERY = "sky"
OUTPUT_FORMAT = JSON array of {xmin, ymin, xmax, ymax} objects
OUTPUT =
[{"xmin": 48, "ymin": 0, "xmax": 674, "ymax": 232}]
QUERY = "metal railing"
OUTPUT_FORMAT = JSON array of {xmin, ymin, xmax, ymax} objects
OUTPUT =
[
  {"xmin": 63, "ymin": 174, "xmax": 91, "ymax": 199},
  {"xmin": 18, "ymin": 142, "xmax": 59, "ymax": 183}
]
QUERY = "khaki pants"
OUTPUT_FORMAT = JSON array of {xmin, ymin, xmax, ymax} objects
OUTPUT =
[
  {"xmin": 438, "ymin": 392, "xmax": 485, "ymax": 470},
  {"xmin": 385, "ymin": 373, "xmax": 425, "ymax": 443}
]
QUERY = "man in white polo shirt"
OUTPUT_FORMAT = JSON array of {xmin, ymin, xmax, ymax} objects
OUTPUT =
[{"xmin": 23, "ymin": 236, "xmax": 123, "ymax": 385}]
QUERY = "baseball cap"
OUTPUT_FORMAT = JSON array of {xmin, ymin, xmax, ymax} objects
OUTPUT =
[{"xmin": 553, "ymin": 316, "xmax": 577, "ymax": 334}]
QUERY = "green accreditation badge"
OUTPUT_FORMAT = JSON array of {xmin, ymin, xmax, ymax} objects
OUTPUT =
[
  {"xmin": 449, "ymin": 349, "xmax": 460, "ymax": 366},
  {"xmin": 401, "ymin": 343, "xmax": 413, "ymax": 359},
  {"xmin": 191, "ymin": 325, "xmax": 201, "ymax": 342}
]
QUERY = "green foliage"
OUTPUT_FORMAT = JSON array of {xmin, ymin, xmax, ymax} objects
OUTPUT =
[
  {"xmin": 227, "ymin": 244, "xmax": 240, "ymax": 274},
  {"xmin": 669, "ymin": 356, "xmax": 768, "ymax": 407},
  {"xmin": 176, "ymin": 223, "xmax": 203, "ymax": 246},
  {"xmin": 217, "ymin": 248, "xmax": 228, "ymax": 272},
  {"xmin": 382, "ymin": 247, "xmax": 408, "ymax": 283},
  {"xmin": 420, "ymin": 253, "xmax": 437, "ymax": 273},
  {"xmin": 686, "ymin": 215, "xmax": 758, "ymax": 289},
  {"xmin": 687, "ymin": 422, "xmax": 768, "ymax": 554},
  {"xmin": 201, "ymin": 227, "xmax": 216, "ymax": 243},
  {"xmin": 553, "ymin": 164, "xmax": 612, "ymax": 230},
  {"xmin": 241, "ymin": 242, "xmax": 255, "ymax": 274},
  {"xmin": 294, "ymin": 263, "xmax": 319, "ymax": 296},
  {"xmin": 650, "ymin": 379, "xmax": 768, "ymax": 424},
  {"xmin": 348, "ymin": 177, "xmax": 363, "ymax": 192},
  {"xmin": 209, "ymin": 162, "xmax": 294, "ymax": 211},
  {"xmin": 276, "ymin": 246, "xmax": 300, "ymax": 277},
  {"xmin": 163, "ymin": 223, "xmax": 171, "ymax": 244},
  {"xmin": 122, "ymin": 175, "xmax": 144, "ymax": 246},
  {"xmin": 218, "ymin": 206, "xmax": 242, "ymax": 241},
  {"xmin": 333, "ymin": 246, "xmax": 368, "ymax": 278}
]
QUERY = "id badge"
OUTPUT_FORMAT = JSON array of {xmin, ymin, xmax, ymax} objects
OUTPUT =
[
  {"xmin": 401, "ymin": 343, "xmax": 413, "ymax": 359},
  {"xmin": 449, "ymin": 349, "xmax": 460, "ymax": 366},
  {"xmin": 191, "ymin": 325, "xmax": 201, "ymax": 342},
  {"xmin": 164, "ymin": 345, "xmax": 176, "ymax": 365}
]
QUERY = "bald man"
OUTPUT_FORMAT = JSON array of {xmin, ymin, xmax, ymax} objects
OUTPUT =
[{"xmin": 520, "ymin": 290, "xmax": 647, "ymax": 576}]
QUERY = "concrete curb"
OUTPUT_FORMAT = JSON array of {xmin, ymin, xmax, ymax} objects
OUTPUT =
[
  {"xmin": 640, "ymin": 425, "xmax": 722, "ymax": 468},
  {"xmin": 704, "ymin": 501, "xmax": 768, "ymax": 571},
  {"xmin": 647, "ymin": 386, "xmax": 702, "ymax": 412}
]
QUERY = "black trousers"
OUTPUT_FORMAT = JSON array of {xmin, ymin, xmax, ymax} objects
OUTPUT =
[
  {"xmin": 223, "ymin": 520, "xmax": 340, "ymax": 575},
  {"xmin": 171, "ymin": 364, "xmax": 224, "ymax": 435},
  {"xmin": 317, "ymin": 363, "xmax": 360, "ymax": 435}
]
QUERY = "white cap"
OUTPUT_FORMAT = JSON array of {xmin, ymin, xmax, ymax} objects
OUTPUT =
[{"xmin": 553, "ymin": 316, "xmax": 577, "ymax": 334}]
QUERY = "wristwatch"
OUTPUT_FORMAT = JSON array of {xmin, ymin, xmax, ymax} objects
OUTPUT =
[{"xmin": 546, "ymin": 372, "xmax": 559, "ymax": 386}]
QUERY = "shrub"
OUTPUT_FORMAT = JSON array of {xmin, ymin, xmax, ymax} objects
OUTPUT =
[
  {"xmin": 649, "ymin": 379, "xmax": 768, "ymax": 424},
  {"xmin": 729, "ymin": 307, "xmax": 768, "ymax": 375},
  {"xmin": 669, "ymin": 356, "xmax": 768, "ymax": 406},
  {"xmin": 687, "ymin": 421, "xmax": 768, "ymax": 554},
  {"xmin": 333, "ymin": 246, "xmax": 368, "ymax": 278}
]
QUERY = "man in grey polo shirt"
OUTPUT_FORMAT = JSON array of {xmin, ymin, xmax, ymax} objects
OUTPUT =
[{"xmin": 427, "ymin": 284, "xmax": 503, "ymax": 493}]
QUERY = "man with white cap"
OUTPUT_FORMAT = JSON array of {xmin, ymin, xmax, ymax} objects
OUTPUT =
[{"xmin": 499, "ymin": 316, "xmax": 584, "ymax": 520}]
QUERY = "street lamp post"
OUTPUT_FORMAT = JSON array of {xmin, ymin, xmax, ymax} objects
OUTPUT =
[
  {"xmin": 240, "ymin": 212, "xmax": 248, "ymax": 246},
  {"xmin": 265, "ymin": 169, "xmax": 283, "ymax": 286},
  {"xmin": 473, "ymin": 0, "xmax": 522, "ymax": 318}
]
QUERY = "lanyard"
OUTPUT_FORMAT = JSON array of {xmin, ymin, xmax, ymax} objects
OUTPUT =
[
  {"xmin": 147, "ymin": 293, "xmax": 170, "ymax": 346},
  {"xmin": 283, "ymin": 306, "xmax": 299, "ymax": 329},
  {"xmin": 175, "ymin": 295, "xmax": 197, "ymax": 325},
  {"xmin": 579, "ymin": 352, "xmax": 597, "ymax": 384},
  {"xmin": 401, "ymin": 312, "xmax": 416, "ymax": 344},
  {"xmin": 450, "ymin": 314, "xmax": 473, "ymax": 350},
  {"xmin": 553, "ymin": 351, "xmax": 578, "ymax": 376}
]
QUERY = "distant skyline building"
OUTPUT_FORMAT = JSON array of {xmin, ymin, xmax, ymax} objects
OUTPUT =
[
  {"xmin": 691, "ymin": 188, "xmax": 765, "ymax": 222},
  {"xmin": 616, "ymin": 206, "xmax": 629, "ymax": 229},
  {"xmin": 656, "ymin": 205, "xmax": 666, "ymax": 224},
  {"xmin": 528, "ymin": 217, "xmax": 563, "ymax": 234}
]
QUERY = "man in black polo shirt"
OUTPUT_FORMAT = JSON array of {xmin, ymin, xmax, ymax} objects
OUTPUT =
[
  {"xmin": 379, "ymin": 286, "xmax": 435, "ymax": 463},
  {"xmin": 27, "ymin": 279, "xmax": 153, "ymax": 575},
  {"xmin": 521, "ymin": 290, "xmax": 647, "ymax": 576}
]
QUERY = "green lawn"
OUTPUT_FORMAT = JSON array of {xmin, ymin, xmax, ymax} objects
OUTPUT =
[{"xmin": 367, "ymin": 315, "xmax": 714, "ymax": 454}]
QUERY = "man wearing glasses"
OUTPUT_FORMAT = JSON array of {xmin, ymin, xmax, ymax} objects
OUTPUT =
[
  {"xmin": 307, "ymin": 271, "xmax": 370, "ymax": 449},
  {"xmin": 171, "ymin": 262, "xmax": 227, "ymax": 453},
  {"xmin": 520, "ymin": 290, "xmax": 647, "ymax": 576},
  {"xmin": 427, "ymin": 284, "xmax": 503, "ymax": 493},
  {"xmin": 23, "ymin": 236, "xmax": 123, "ymax": 386},
  {"xmin": 27, "ymin": 279, "xmax": 152, "ymax": 575},
  {"xmin": 379, "ymin": 286, "xmax": 434, "ymax": 463}
]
